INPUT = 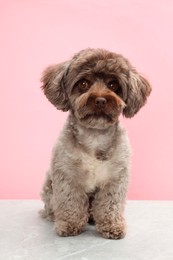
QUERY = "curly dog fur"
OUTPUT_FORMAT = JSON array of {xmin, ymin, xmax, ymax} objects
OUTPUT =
[{"xmin": 39, "ymin": 48, "xmax": 151, "ymax": 239}]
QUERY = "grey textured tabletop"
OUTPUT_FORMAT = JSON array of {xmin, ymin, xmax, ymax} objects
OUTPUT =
[{"xmin": 0, "ymin": 200, "xmax": 173, "ymax": 260}]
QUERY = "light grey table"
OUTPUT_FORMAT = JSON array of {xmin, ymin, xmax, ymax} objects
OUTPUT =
[{"xmin": 0, "ymin": 200, "xmax": 173, "ymax": 260}]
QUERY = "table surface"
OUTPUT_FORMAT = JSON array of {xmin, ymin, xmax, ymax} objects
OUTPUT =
[{"xmin": 0, "ymin": 200, "xmax": 173, "ymax": 260}]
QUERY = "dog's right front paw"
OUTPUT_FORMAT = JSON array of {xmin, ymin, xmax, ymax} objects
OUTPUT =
[{"xmin": 55, "ymin": 220, "xmax": 85, "ymax": 237}]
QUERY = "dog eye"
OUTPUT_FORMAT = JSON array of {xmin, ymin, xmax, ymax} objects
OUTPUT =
[
  {"xmin": 107, "ymin": 80, "xmax": 119, "ymax": 92},
  {"xmin": 77, "ymin": 79, "xmax": 90, "ymax": 91}
]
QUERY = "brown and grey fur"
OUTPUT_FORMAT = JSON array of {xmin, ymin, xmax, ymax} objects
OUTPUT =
[{"xmin": 39, "ymin": 48, "xmax": 151, "ymax": 239}]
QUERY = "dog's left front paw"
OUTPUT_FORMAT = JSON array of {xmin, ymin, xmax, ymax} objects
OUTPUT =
[{"xmin": 96, "ymin": 220, "xmax": 126, "ymax": 239}]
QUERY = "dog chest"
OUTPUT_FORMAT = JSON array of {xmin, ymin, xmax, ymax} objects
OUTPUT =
[{"xmin": 82, "ymin": 153, "xmax": 110, "ymax": 193}]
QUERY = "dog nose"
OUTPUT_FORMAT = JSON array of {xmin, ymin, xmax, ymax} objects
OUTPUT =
[{"xmin": 95, "ymin": 97, "xmax": 107, "ymax": 108}]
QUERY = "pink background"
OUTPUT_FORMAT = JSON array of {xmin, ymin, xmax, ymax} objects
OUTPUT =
[{"xmin": 0, "ymin": 0, "xmax": 173, "ymax": 199}]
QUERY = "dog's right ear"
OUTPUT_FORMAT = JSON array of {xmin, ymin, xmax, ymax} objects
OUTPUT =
[{"xmin": 41, "ymin": 61, "xmax": 70, "ymax": 111}]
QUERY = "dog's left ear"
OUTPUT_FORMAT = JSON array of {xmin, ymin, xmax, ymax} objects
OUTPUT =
[
  {"xmin": 41, "ymin": 61, "xmax": 71, "ymax": 111},
  {"xmin": 123, "ymin": 71, "xmax": 152, "ymax": 118}
]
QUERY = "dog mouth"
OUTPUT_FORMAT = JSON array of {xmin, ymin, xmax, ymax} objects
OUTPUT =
[
  {"xmin": 80, "ymin": 111, "xmax": 114, "ymax": 123},
  {"xmin": 74, "ymin": 92, "xmax": 124, "ymax": 127}
]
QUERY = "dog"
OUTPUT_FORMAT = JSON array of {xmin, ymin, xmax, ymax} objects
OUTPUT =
[{"xmin": 39, "ymin": 48, "xmax": 151, "ymax": 239}]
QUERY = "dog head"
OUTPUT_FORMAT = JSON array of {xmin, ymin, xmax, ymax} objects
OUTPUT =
[{"xmin": 41, "ymin": 48, "xmax": 151, "ymax": 129}]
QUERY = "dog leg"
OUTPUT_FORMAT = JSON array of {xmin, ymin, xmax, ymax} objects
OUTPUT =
[
  {"xmin": 39, "ymin": 171, "xmax": 55, "ymax": 221},
  {"xmin": 52, "ymin": 176, "xmax": 89, "ymax": 237},
  {"xmin": 92, "ymin": 172, "xmax": 129, "ymax": 239}
]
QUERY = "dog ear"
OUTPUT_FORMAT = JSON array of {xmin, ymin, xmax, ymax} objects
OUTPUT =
[
  {"xmin": 41, "ymin": 61, "xmax": 70, "ymax": 111},
  {"xmin": 123, "ymin": 71, "xmax": 152, "ymax": 118}
]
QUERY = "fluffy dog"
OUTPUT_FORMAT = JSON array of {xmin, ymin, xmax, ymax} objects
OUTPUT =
[{"xmin": 40, "ymin": 48, "xmax": 151, "ymax": 239}]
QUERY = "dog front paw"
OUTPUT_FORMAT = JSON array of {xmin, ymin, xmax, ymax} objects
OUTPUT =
[
  {"xmin": 55, "ymin": 220, "xmax": 86, "ymax": 237},
  {"xmin": 96, "ymin": 220, "xmax": 126, "ymax": 239}
]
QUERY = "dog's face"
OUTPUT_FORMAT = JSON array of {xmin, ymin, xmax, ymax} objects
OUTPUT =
[
  {"xmin": 41, "ymin": 49, "xmax": 151, "ymax": 129},
  {"xmin": 68, "ymin": 71, "xmax": 126, "ymax": 129}
]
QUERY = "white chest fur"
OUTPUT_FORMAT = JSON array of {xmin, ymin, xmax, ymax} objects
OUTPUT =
[
  {"xmin": 60, "ymin": 121, "xmax": 129, "ymax": 193},
  {"xmin": 81, "ymin": 152, "xmax": 110, "ymax": 193}
]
